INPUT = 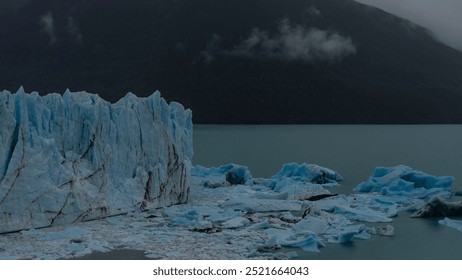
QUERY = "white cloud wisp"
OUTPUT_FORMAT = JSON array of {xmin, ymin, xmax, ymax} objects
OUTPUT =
[
  {"xmin": 228, "ymin": 19, "xmax": 356, "ymax": 62},
  {"xmin": 39, "ymin": 11, "xmax": 56, "ymax": 44}
]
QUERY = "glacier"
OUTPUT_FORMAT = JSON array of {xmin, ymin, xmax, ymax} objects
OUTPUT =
[
  {"xmin": 1, "ymin": 90, "xmax": 461, "ymax": 259},
  {"xmin": 0, "ymin": 88, "xmax": 192, "ymax": 234}
]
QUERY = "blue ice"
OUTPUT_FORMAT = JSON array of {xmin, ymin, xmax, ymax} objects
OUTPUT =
[
  {"xmin": 354, "ymin": 165, "xmax": 453, "ymax": 199},
  {"xmin": 439, "ymin": 218, "xmax": 462, "ymax": 232}
]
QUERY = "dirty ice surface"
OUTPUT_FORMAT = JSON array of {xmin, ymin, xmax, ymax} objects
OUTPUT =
[{"xmin": 0, "ymin": 163, "xmax": 459, "ymax": 259}]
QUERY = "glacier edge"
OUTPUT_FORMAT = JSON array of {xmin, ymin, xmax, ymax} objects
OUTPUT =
[{"xmin": 0, "ymin": 88, "xmax": 192, "ymax": 233}]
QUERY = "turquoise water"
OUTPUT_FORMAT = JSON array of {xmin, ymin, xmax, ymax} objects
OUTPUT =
[{"xmin": 193, "ymin": 125, "xmax": 462, "ymax": 259}]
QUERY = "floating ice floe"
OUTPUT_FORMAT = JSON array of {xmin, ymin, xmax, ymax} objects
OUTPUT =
[
  {"xmin": 354, "ymin": 165, "xmax": 453, "ymax": 199},
  {"xmin": 264, "ymin": 228, "xmax": 325, "ymax": 252},
  {"xmin": 269, "ymin": 162, "xmax": 343, "ymax": 187},
  {"xmin": 438, "ymin": 218, "xmax": 462, "ymax": 232},
  {"xmin": 353, "ymin": 165, "xmax": 462, "ymax": 220}
]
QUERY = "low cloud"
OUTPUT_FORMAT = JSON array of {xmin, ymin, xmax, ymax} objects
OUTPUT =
[
  {"xmin": 306, "ymin": 5, "xmax": 322, "ymax": 18},
  {"xmin": 200, "ymin": 34, "xmax": 222, "ymax": 63},
  {"xmin": 39, "ymin": 12, "xmax": 83, "ymax": 45},
  {"xmin": 39, "ymin": 11, "xmax": 56, "ymax": 44},
  {"xmin": 67, "ymin": 17, "xmax": 83, "ymax": 44},
  {"xmin": 227, "ymin": 19, "xmax": 356, "ymax": 62}
]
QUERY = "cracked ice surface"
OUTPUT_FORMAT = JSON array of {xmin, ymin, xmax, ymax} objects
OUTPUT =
[{"xmin": 0, "ymin": 88, "xmax": 192, "ymax": 233}]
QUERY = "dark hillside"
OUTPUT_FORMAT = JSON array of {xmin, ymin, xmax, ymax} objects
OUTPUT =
[{"xmin": 1, "ymin": 0, "xmax": 461, "ymax": 123}]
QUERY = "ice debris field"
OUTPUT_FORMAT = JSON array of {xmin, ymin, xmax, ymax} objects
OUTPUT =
[{"xmin": 1, "ymin": 89, "xmax": 462, "ymax": 259}]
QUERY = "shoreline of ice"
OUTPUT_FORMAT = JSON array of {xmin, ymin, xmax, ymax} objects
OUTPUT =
[{"xmin": 1, "ymin": 162, "xmax": 460, "ymax": 260}]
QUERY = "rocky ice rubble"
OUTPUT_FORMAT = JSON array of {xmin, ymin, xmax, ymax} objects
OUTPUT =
[
  {"xmin": 1, "ymin": 162, "xmax": 457, "ymax": 259},
  {"xmin": 0, "ymin": 88, "xmax": 192, "ymax": 234}
]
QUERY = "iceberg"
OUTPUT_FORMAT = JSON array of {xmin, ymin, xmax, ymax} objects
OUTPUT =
[
  {"xmin": 270, "ymin": 162, "xmax": 343, "ymax": 186},
  {"xmin": 354, "ymin": 165, "xmax": 453, "ymax": 198},
  {"xmin": 332, "ymin": 205, "xmax": 392, "ymax": 223},
  {"xmin": 325, "ymin": 223, "xmax": 371, "ymax": 243},
  {"xmin": 262, "ymin": 163, "xmax": 343, "ymax": 200},
  {"xmin": 0, "ymin": 88, "xmax": 192, "ymax": 233},
  {"xmin": 225, "ymin": 165, "xmax": 252, "ymax": 185},
  {"xmin": 192, "ymin": 164, "xmax": 253, "ymax": 187}
]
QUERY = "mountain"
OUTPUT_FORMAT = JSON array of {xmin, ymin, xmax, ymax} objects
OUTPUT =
[{"xmin": 1, "ymin": 0, "xmax": 462, "ymax": 123}]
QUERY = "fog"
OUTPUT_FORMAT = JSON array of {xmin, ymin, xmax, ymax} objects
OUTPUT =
[{"xmin": 355, "ymin": 0, "xmax": 462, "ymax": 51}]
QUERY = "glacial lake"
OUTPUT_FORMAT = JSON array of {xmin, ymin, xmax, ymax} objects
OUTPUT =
[{"xmin": 193, "ymin": 125, "xmax": 462, "ymax": 259}]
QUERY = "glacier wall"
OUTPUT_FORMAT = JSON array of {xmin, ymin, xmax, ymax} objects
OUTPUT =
[{"xmin": 0, "ymin": 88, "xmax": 192, "ymax": 233}]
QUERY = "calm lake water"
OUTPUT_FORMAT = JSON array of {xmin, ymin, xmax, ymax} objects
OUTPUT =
[{"xmin": 193, "ymin": 125, "xmax": 462, "ymax": 259}]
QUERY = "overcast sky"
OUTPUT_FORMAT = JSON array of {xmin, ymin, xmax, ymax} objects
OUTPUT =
[{"xmin": 355, "ymin": 0, "xmax": 462, "ymax": 51}]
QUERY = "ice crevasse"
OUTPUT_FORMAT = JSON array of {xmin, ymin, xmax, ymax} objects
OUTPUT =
[{"xmin": 0, "ymin": 88, "xmax": 193, "ymax": 234}]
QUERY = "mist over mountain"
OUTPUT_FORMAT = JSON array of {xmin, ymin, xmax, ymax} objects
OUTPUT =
[
  {"xmin": 1, "ymin": 0, "xmax": 462, "ymax": 123},
  {"xmin": 355, "ymin": 0, "xmax": 462, "ymax": 51}
]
